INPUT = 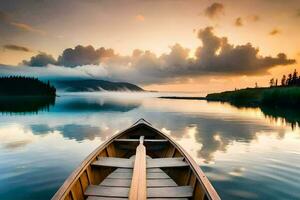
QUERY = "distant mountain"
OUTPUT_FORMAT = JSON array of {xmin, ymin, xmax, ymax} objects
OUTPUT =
[{"xmin": 54, "ymin": 79, "xmax": 144, "ymax": 92}]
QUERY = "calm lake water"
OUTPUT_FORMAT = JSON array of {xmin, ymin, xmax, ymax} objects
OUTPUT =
[{"xmin": 0, "ymin": 92, "xmax": 299, "ymax": 200}]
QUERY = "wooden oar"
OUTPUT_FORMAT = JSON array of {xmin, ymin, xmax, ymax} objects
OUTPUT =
[{"xmin": 129, "ymin": 136, "xmax": 146, "ymax": 200}]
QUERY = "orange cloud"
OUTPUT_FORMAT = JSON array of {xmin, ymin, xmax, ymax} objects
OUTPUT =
[
  {"xmin": 269, "ymin": 28, "xmax": 280, "ymax": 36},
  {"xmin": 204, "ymin": 3, "xmax": 224, "ymax": 19},
  {"xmin": 10, "ymin": 22, "xmax": 46, "ymax": 35},
  {"xmin": 135, "ymin": 14, "xmax": 145, "ymax": 22},
  {"xmin": 235, "ymin": 17, "xmax": 243, "ymax": 27}
]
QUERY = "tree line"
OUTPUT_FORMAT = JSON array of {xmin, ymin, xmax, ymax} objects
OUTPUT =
[
  {"xmin": 269, "ymin": 69, "xmax": 300, "ymax": 87},
  {"xmin": 0, "ymin": 76, "xmax": 56, "ymax": 96}
]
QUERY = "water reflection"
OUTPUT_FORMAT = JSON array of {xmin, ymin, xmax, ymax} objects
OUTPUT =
[
  {"xmin": 31, "ymin": 124, "xmax": 112, "ymax": 142},
  {"xmin": 0, "ymin": 96, "xmax": 55, "ymax": 114},
  {"xmin": 0, "ymin": 93, "xmax": 299, "ymax": 200},
  {"xmin": 210, "ymin": 100, "xmax": 300, "ymax": 129}
]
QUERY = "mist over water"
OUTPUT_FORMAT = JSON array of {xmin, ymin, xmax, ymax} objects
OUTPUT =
[{"xmin": 0, "ymin": 92, "xmax": 299, "ymax": 200}]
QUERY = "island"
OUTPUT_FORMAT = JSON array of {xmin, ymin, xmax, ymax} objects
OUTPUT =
[
  {"xmin": 0, "ymin": 76, "xmax": 56, "ymax": 113},
  {"xmin": 0, "ymin": 76, "xmax": 56, "ymax": 96}
]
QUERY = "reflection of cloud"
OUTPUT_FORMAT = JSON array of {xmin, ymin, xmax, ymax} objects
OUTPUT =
[
  {"xmin": 229, "ymin": 167, "xmax": 246, "ymax": 176},
  {"xmin": 30, "ymin": 123, "xmax": 113, "ymax": 142},
  {"xmin": 140, "ymin": 107, "xmax": 288, "ymax": 162},
  {"xmin": 0, "ymin": 125, "xmax": 37, "ymax": 149},
  {"xmin": 57, "ymin": 124, "xmax": 101, "ymax": 141}
]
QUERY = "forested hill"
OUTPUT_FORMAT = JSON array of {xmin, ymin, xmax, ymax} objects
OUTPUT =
[
  {"xmin": 0, "ymin": 76, "xmax": 56, "ymax": 96},
  {"xmin": 54, "ymin": 79, "xmax": 144, "ymax": 92}
]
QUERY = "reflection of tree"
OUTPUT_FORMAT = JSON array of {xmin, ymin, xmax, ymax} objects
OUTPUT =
[
  {"xmin": 0, "ymin": 96, "xmax": 55, "ymax": 114},
  {"xmin": 260, "ymin": 106, "xmax": 300, "ymax": 130},
  {"xmin": 220, "ymin": 100, "xmax": 300, "ymax": 130}
]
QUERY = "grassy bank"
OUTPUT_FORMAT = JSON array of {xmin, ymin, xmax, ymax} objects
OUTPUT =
[{"xmin": 206, "ymin": 87, "xmax": 300, "ymax": 108}]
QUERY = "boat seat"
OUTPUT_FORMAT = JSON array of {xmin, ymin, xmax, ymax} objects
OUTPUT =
[
  {"xmin": 115, "ymin": 139, "xmax": 168, "ymax": 143},
  {"xmin": 92, "ymin": 157, "xmax": 134, "ymax": 168},
  {"xmin": 85, "ymin": 185, "xmax": 192, "ymax": 198},
  {"xmin": 147, "ymin": 157, "xmax": 188, "ymax": 168},
  {"xmin": 87, "ymin": 137, "xmax": 192, "ymax": 200},
  {"xmin": 92, "ymin": 157, "xmax": 188, "ymax": 169}
]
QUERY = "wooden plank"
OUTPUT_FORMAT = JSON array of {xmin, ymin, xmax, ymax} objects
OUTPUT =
[
  {"xmin": 100, "ymin": 178, "xmax": 131, "ymax": 187},
  {"xmin": 85, "ymin": 185, "xmax": 129, "ymax": 197},
  {"xmin": 165, "ymin": 146, "xmax": 176, "ymax": 157},
  {"xmin": 147, "ymin": 186, "xmax": 193, "ymax": 198},
  {"xmin": 87, "ymin": 197, "xmax": 126, "ymax": 200},
  {"xmin": 88, "ymin": 198, "xmax": 188, "ymax": 200},
  {"xmin": 129, "ymin": 136, "xmax": 147, "ymax": 200},
  {"xmin": 70, "ymin": 180, "xmax": 84, "ymax": 200},
  {"xmin": 115, "ymin": 139, "xmax": 168, "ymax": 142},
  {"xmin": 108, "ymin": 171, "xmax": 169, "ymax": 178},
  {"xmin": 107, "ymin": 172, "xmax": 132, "ymax": 179},
  {"xmin": 147, "ymin": 179, "xmax": 177, "ymax": 187},
  {"xmin": 147, "ymin": 158, "xmax": 188, "ymax": 168},
  {"xmin": 106, "ymin": 144, "xmax": 116, "ymax": 157},
  {"xmin": 85, "ymin": 185, "xmax": 192, "ymax": 198},
  {"xmin": 114, "ymin": 168, "xmax": 133, "ymax": 173},
  {"xmin": 92, "ymin": 157, "xmax": 133, "ymax": 168},
  {"xmin": 147, "ymin": 172, "xmax": 170, "ymax": 179},
  {"xmin": 147, "ymin": 168, "xmax": 163, "ymax": 173},
  {"xmin": 100, "ymin": 178, "xmax": 177, "ymax": 187},
  {"xmin": 79, "ymin": 171, "xmax": 89, "ymax": 192}
]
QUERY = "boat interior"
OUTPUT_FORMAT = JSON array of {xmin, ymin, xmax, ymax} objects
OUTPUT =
[{"xmin": 52, "ymin": 120, "xmax": 219, "ymax": 200}]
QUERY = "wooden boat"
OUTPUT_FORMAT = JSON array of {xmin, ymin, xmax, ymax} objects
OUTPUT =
[{"xmin": 52, "ymin": 119, "xmax": 220, "ymax": 200}]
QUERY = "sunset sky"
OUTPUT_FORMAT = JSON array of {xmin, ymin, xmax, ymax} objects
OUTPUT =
[{"xmin": 0, "ymin": 0, "xmax": 299, "ymax": 93}]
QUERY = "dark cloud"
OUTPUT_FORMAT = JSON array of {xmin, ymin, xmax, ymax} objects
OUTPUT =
[
  {"xmin": 22, "ymin": 53, "xmax": 56, "ymax": 67},
  {"xmin": 3, "ymin": 44, "xmax": 31, "ymax": 52},
  {"xmin": 0, "ymin": 10, "xmax": 9, "ymax": 22},
  {"xmin": 194, "ymin": 27, "xmax": 294, "ymax": 74},
  {"xmin": 269, "ymin": 28, "xmax": 280, "ymax": 35},
  {"xmin": 57, "ymin": 45, "xmax": 115, "ymax": 67},
  {"xmin": 204, "ymin": 2, "xmax": 224, "ymax": 19},
  {"xmin": 10, "ymin": 22, "xmax": 45, "ymax": 35},
  {"xmin": 235, "ymin": 17, "xmax": 243, "ymax": 27},
  {"xmin": 297, "ymin": 9, "xmax": 300, "ymax": 17}
]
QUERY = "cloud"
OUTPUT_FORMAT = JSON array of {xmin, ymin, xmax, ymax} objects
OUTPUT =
[
  {"xmin": 251, "ymin": 15, "xmax": 260, "ymax": 22},
  {"xmin": 3, "ymin": 44, "xmax": 31, "ymax": 52},
  {"xmin": 194, "ymin": 27, "xmax": 294, "ymax": 74},
  {"xmin": 57, "ymin": 45, "xmax": 115, "ymax": 67},
  {"xmin": 235, "ymin": 17, "xmax": 243, "ymax": 27},
  {"xmin": 204, "ymin": 3, "xmax": 224, "ymax": 19},
  {"xmin": 0, "ymin": 64, "xmax": 108, "ymax": 81},
  {"xmin": 135, "ymin": 14, "xmax": 145, "ymax": 22},
  {"xmin": 10, "ymin": 22, "xmax": 46, "ymax": 35},
  {"xmin": 22, "ymin": 53, "xmax": 56, "ymax": 67},
  {"xmin": 0, "ymin": 10, "xmax": 9, "ymax": 22},
  {"xmin": 16, "ymin": 26, "xmax": 296, "ymax": 84},
  {"xmin": 297, "ymin": 9, "xmax": 300, "ymax": 17},
  {"xmin": 269, "ymin": 28, "xmax": 280, "ymax": 35}
]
